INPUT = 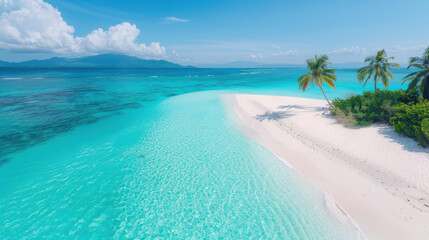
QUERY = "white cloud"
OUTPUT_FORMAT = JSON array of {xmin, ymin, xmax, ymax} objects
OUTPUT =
[
  {"xmin": 330, "ymin": 46, "xmax": 367, "ymax": 55},
  {"xmin": 78, "ymin": 22, "xmax": 165, "ymax": 56},
  {"xmin": 386, "ymin": 44, "xmax": 427, "ymax": 54},
  {"xmin": 249, "ymin": 54, "xmax": 263, "ymax": 59},
  {"xmin": 164, "ymin": 17, "xmax": 189, "ymax": 23},
  {"xmin": 0, "ymin": 0, "xmax": 77, "ymax": 52},
  {"xmin": 272, "ymin": 50, "xmax": 299, "ymax": 56},
  {"xmin": 0, "ymin": 0, "xmax": 165, "ymax": 57},
  {"xmin": 172, "ymin": 50, "xmax": 180, "ymax": 57},
  {"xmin": 167, "ymin": 49, "xmax": 190, "ymax": 63}
]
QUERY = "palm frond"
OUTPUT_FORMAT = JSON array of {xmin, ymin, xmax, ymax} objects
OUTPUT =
[
  {"xmin": 380, "ymin": 68, "xmax": 390, "ymax": 88},
  {"xmin": 357, "ymin": 49, "xmax": 398, "ymax": 90},
  {"xmin": 357, "ymin": 66, "xmax": 370, "ymax": 82},
  {"xmin": 402, "ymin": 71, "xmax": 422, "ymax": 83},
  {"xmin": 386, "ymin": 62, "xmax": 400, "ymax": 68},
  {"xmin": 407, "ymin": 75, "xmax": 421, "ymax": 90},
  {"xmin": 402, "ymin": 47, "xmax": 429, "ymax": 99},
  {"xmin": 298, "ymin": 55, "xmax": 336, "ymax": 92},
  {"xmin": 302, "ymin": 76, "xmax": 312, "ymax": 91},
  {"xmin": 321, "ymin": 75, "xmax": 336, "ymax": 89},
  {"xmin": 404, "ymin": 71, "xmax": 425, "ymax": 90},
  {"xmin": 298, "ymin": 73, "xmax": 311, "ymax": 91}
]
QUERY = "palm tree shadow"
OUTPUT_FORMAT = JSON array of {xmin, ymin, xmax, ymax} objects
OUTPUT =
[
  {"xmin": 277, "ymin": 104, "xmax": 307, "ymax": 110},
  {"xmin": 254, "ymin": 111, "xmax": 294, "ymax": 121},
  {"xmin": 317, "ymin": 108, "xmax": 428, "ymax": 152},
  {"xmin": 377, "ymin": 125, "xmax": 429, "ymax": 153},
  {"xmin": 278, "ymin": 104, "xmax": 326, "ymax": 112}
]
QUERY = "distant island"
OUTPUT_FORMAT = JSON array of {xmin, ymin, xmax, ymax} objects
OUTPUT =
[
  {"xmin": 0, "ymin": 54, "xmax": 403, "ymax": 69},
  {"xmin": 198, "ymin": 61, "xmax": 305, "ymax": 68},
  {"xmin": 0, "ymin": 54, "xmax": 192, "ymax": 69},
  {"xmin": 197, "ymin": 61, "xmax": 370, "ymax": 69}
]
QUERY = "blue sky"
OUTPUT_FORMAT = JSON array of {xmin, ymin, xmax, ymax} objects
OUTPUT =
[{"xmin": 1, "ymin": 0, "xmax": 428, "ymax": 65}]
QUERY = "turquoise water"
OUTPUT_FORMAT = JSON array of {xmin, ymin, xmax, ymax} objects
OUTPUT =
[{"xmin": 0, "ymin": 68, "xmax": 411, "ymax": 238}]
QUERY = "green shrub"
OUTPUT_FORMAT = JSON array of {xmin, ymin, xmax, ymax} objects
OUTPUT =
[
  {"xmin": 422, "ymin": 118, "xmax": 429, "ymax": 140},
  {"xmin": 333, "ymin": 109, "xmax": 357, "ymax": 127},
  {"xmin": 331, "ymin": 89, "xmax": 428, "ymax": 146},
  {"xmin": 400, "ymin": 88, "xmax": 419, "ymax": 104},
  {"xmin": 331, "ymin": 90, "xmax": 415, "ymax": 126},
  {"xmin": 390, "ymin": 100, "xmax": 429, "ymax": 146}
]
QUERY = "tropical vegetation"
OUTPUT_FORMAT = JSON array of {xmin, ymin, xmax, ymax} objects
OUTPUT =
[
  {"xmin": 403, "ymin": 47, "xmax": 429, "ymax": 100},
  {"xmin": 298, "ymin": 55, "xmax": 337, "ymax": 108},
  {"xmin": 390, "ymin": 100, "xmax": 429, "ymax": 145},
  {"xmin": 356, "ymin": 49, "xmax": 399, "ymax": 91},
  {"xmin": 298, "ymin": 48, "xmax": 429, "ymax": 146},
  {"xmin": 330, "ymin": 89, "xmax": 429, "ymax": 145},
  {"xmin": 330, "ymin": 90, "xmax": 418, "ymax": 125}
]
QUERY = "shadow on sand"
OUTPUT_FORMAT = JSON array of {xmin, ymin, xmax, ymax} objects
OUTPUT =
[
  {"xmin": 254, "ymin": 104, "xmax": 329, "ymax": 122},
  {"xmin": 320, "ymin": 108, "xmax": 429, "ymax": 153},
  {"xmin": 377, "ymin": 125, "xmax": 429, "ymax": 153},
  {"xmin": 255, "ymin": 103, "xmax": 429, "ymax": 153},
  {"xmin": 254, "ymin": 111, "xmax": 294, "ymax": 121},
  {"xmin": 277, "ymin": 104, "xmax": 326, "ymax": 112}
]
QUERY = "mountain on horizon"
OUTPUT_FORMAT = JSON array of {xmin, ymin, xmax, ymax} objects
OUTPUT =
[
  {"xmin": 198, "ymin": 61, "xmax": 373, "ymax": 69},
  {"xmin": 0, "ymin": 54, "xmax": 192, "ymax": 69},
  {"xmin": 0, "ymin": 56, "xmax": 406, "ymax": 69},
  {"xmin": 198, "ymin": 61, "xmax": 305, "ymax": 68}
]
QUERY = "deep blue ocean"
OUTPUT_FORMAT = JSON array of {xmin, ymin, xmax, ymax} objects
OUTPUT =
[{"xmin": 0, "ymin": 68, "xmax": 411, "ymax": 239}]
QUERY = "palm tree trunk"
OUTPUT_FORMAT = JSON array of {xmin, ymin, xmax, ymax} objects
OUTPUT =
[
  {"xmin": 423, "ymin": 76, "xmax": 429, "ymax": 100},
  {"xmin": 374, "ymin": 73, "xmax": 378, "ymax": 92},
  {"xmin": 319, "ymin": 85, "xmax": 335, "ymax": 109}
]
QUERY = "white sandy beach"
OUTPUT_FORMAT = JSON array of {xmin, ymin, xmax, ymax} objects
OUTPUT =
[{"xmin": 229, "ymin": 94, "xmax": 429, "ymax": 240}]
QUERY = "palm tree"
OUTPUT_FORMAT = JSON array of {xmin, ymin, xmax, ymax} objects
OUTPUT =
[
  {"xmin": 402, "ymin": 47, "xmax": 429, "ymax": 100},
  {"xmin": 357, "ymin": 49, "xmax": 399, "ymax": 92},
  {"xmin": 298, "ymin": 55, "xmax": 337, "ymax": 109}
]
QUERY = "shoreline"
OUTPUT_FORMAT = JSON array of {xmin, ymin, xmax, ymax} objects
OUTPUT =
[
  {"xmin": 273, "ymin": 151, "xmax": 364, "ymax": 237},
  {"xmin": 227, "ymin": 94, "xmax": 429, "ymax": 240}
]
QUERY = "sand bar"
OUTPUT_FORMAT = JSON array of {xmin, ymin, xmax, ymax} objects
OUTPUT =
[{"xmin": 229, "ymin": 94, "xmax": 429, "ymax": 240}]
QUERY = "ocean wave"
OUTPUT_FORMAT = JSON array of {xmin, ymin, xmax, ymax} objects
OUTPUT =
[{"xmin": 1, "ymin": 77, "xmax": 23, "ymax": 80}]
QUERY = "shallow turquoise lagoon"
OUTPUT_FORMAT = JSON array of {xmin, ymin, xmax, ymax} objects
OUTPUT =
[{"xmin": 0, "ymin": 68, "xmax": 410, "ymax": 238}]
